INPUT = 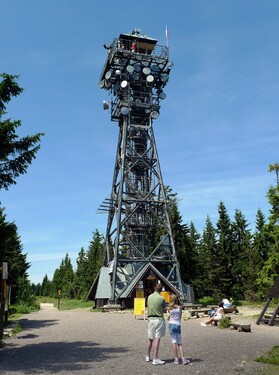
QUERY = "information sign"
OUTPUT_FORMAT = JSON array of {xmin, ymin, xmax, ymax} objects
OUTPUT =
[{"xmin": 134, "ymin": 298, "xmax": 146, "ymax": 320}]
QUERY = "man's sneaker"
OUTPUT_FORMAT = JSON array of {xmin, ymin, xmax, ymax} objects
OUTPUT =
[
  {"xmin": 146, "ymin": 356, "xmax": 151, "ymax": 362},
  {"xmin": 174, "ymin": 358, "xmax": 180, "ymax": 364},
  {"xmin": 182, "ymin": 358, "xmax": 190, "ymax": 365},
  {"xmin": 152, "ymin": 359, "xmax": 165, "ymax": 366}
]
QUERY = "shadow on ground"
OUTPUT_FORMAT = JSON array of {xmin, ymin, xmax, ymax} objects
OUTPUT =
[
  {"xmin": 18, "ymin": 318, "xmax": 59, "ymax": 330},
  {"xmin": 0, "ymin": 341, "xmax": 128, "ymax": 373}
]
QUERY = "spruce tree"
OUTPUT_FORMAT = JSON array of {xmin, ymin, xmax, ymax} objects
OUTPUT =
[
  {"xmin": 215, "ymin": 201, "xmax": 233, "ymax": 298},
  {"xmin": 0, "ymin": 205, "xmax": 30, "ymax": 304},
  {"xmin": 195, "ymin": 216, "xmax": 218, "ymax": 298},
  {"xmin": 165, "ymin": 187, "xmax": 197, "ymax": 285},
  {"xmin": 41, "ymin": 274, "xmax": 51, "ymax": 296},
  {"xmin": 0, "ymin": 73, "xmax": 44, "ymax": 190},
  {"xmin": 74, "ymin": 247, "xmax": 89, "ymax": 299},
  {"xmin": 231, "ymin": 209, "xmax": 252, "ymax": 299},
  {"xmin": 51, "ymin": 254, "xmax": 75, "ymax": 298},
  {"xmin": 256, "ymin": 165, "xmax": 279, "ymax": 297},
  {"xmin": 86, "ymin": 230, "xmax": 104, "ymax": 290},
  {"xmin": 254, "ymin": 209, "xmax": 270, "ymax": 264},
  {"xmin": 188, "ymin": 221, "xmax": 200, "ymax": 283}
]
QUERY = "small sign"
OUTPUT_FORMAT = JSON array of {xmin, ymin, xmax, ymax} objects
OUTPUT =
[
  {"xmin": 134, "ymin": 298, "xmax": 146, "ymax": 320},
  {"xmin": 2, "ymin": 261, "xmax": 8, "ymax": 280},
  {"xmin": 136, "ymin": 288, "xmax": 144, "ymax": 298}
]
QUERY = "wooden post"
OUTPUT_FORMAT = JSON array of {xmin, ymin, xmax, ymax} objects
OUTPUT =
[
  {"xmin": 57, "ymin": 288, "xmax": 61, "ymax": 310},
  {"xmin": 0, "ymin": 276, "xmax": 4, "ymax": 340},
  {"xmin": 269, "ymin": 301, "xmax": 279, "ymax": 326},
  {"xmin": 256, "ymin": 297, "xmax": 271, "ymax": 325},
  {"xmin": 0, "ymin": 261, "xmax": 8, "ymax": 340}
]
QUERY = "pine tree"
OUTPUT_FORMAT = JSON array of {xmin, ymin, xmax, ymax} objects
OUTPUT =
[
  {"xmin": 41, "ymin": 274, "xmax": 51, "ymax": 296},
  {"xmin": 254, "ymin": 209, "xmax": 270, "ymax": 264},
  {"xmin": 188, "ymin": 221, "xmax": 200, "ymax": 282},
  {"xmin": 256, "ymin": 164, "xmax": 279, "ymax": 297},
  {"xmin": 86, "ymin": 230, "xmax": 104, "ymax": 292},
  {"xmin": 231, "ymin": 209, "xmax": 252, "ymax": 299},
  {"xmin": 0, "ymin": 73, "xmax": 44, "ymax": 190},
  {"xmin": 51, "ymin": 254, "xmax": 75, "ymax": 298},
  {"xmin": 50, "ymin": 268, "xmax": 62, "ymax": 297},
  {"xmin": 74, "ymin": 247, "xmax": 89, "ymax": 299},
  {"xmin": 165, "ymin": 187, "xmax": 197, "ymax": 285},
  {"xmin": 243, "ymin": 209, "xmax": 268, "ymax": 300},
  {"xmin": 215, "ymin": 201, "xmax": 233, "ymax": 298},
  {"xmin": 31, "ymin": 282, "xmax": 42, "ymax": 296},
  {"xmin": 195, "ymin": 216, "xmax": 218, "ymax": 298},
  {"xmin": 167, "ymin": 196, "xmax": 188, "ymax": 281},
  {"xmin": 0, "ymin": 205, "xmax": 31, "ymax": 304}
]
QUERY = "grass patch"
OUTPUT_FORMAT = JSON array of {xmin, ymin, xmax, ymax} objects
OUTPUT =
[
  {"xmin": 36, "ymin": 297, "xmax": 94, "ymax": 310},
  {"xmin": 255, "ymin": 346, "xmax": 279, "ymax": 366},
  {"xmin": 58, "ymin": 299, "xmax": 94, "ymax": 310}
]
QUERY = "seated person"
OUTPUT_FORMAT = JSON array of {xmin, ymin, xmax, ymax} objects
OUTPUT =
[
  {"xmin": 201, "ymin": 302, "xmax": 224, "ymax": 327},
  {"xmin": 222, "ymin": 298, "xmax": 232, "ymax": 309}
]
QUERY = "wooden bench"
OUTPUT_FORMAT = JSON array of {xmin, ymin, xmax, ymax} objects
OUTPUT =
[
  {"xmin": 224, "ymin": 306, "xmax": 238, "ymax": 314},
  {"xmin": 183, "ymin": 303, "xmax": 203, "ymax": 310},
  {"xmin": 100, "ymin": 304, "xmax": 123, "ymax": 312},
  {"xmin": 188, "ymin": 308, "xmax": 211, "ymax": 317}
]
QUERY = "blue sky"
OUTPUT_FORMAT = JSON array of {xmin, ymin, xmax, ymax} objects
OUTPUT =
[{"xmin": 1, "ymin": 1, "xmax": 278, "ymax": 284}]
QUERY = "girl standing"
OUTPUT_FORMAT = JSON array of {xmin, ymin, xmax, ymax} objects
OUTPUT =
[{"xmin": 167, "ymin": 294, "xmax": 190, "ymax": 365}]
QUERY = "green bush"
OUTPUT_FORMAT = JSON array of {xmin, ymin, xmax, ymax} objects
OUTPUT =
[
  {"xmin": 9, "ymin": 304, "xmax": 39, "ymax": 315},
  {"xmin": 218, "ymin": 317, "xmax": 231, "ymax": 329}
]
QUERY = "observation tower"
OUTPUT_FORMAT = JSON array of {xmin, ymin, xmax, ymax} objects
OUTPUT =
[{"xmin": 87, "ymin": 29, "xmax": 188, "ymax": 308}]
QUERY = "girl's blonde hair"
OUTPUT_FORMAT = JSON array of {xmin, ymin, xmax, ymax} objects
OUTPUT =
[{"xmin": 168, "ymin": 294, "xmax": 179, "ymax": 310}]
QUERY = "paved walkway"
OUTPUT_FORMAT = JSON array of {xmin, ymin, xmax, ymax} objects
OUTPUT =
[{"xmin": 0, "ymin": 305, "xmax": 278, "ymax": 375}]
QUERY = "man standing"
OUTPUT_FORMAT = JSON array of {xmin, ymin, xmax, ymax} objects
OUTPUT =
[{"xmin": 146, "ymin": 283, "xmax": 167, "ymax": 365}]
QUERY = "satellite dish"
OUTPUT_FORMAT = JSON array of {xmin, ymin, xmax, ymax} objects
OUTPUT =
[
  {"xmin": 115, "ymin": 69, "xmax": 121, "ymax": 75},
  {"xmin": 143, "ymin": 67, "xmax": 151, "ymax": 75},
  {"xmin": 121, "ymin": 80, "xmax": 128, "ymax": 88},
  {"xmin": 151, "ymin": 64, "xmax": 160, "ymax": 72},
  {"xmin": 126, "ymin": 65, "xmax": 134, "ymax": 74},
  {"xmin": 105, "ymin": 70, "xmax": 112, "ymax": 80},
  {"xmin": 142, "ymin": 61, "xmax": 149, "ymax": 67},
  {"xmin": 160, "ymin": 73, "xmax": 169, "ymax": 82},
  {"xmin": 151, "ymin": 111, "xmax": 159, "ymax": 119},
  {"xmin": 146, "ymin": 75, "xmax": 154, "ymax": 83},
  {"xmin": 134, "ymin": 63, "xmax": 142, "ymax": 72},
  {"xmin": 121, "ymin": 106, "xmax": 130, "ymax": 115},
  {"xmin": 159, "ymin": 91, "xmax": 166, "ymax": 99},
  {"xmin": 98, "ymin": 80, "xmax": 105, "ymax": 89}
]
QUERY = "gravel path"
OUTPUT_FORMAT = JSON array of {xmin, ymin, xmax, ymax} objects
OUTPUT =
[{"xmin": 0, "ymin": 304, "xmax": 278, "ymax": 375}]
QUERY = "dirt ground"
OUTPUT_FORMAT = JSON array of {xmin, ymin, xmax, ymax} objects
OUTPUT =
[{"xmin": 0, "ymin": 304, "xmax": 278, "ymax": 375}]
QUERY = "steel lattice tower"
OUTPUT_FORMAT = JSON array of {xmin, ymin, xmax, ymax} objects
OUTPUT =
[{"xmin": 89, "ymin": 29, "xmax": 187, "ymax": 307}]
